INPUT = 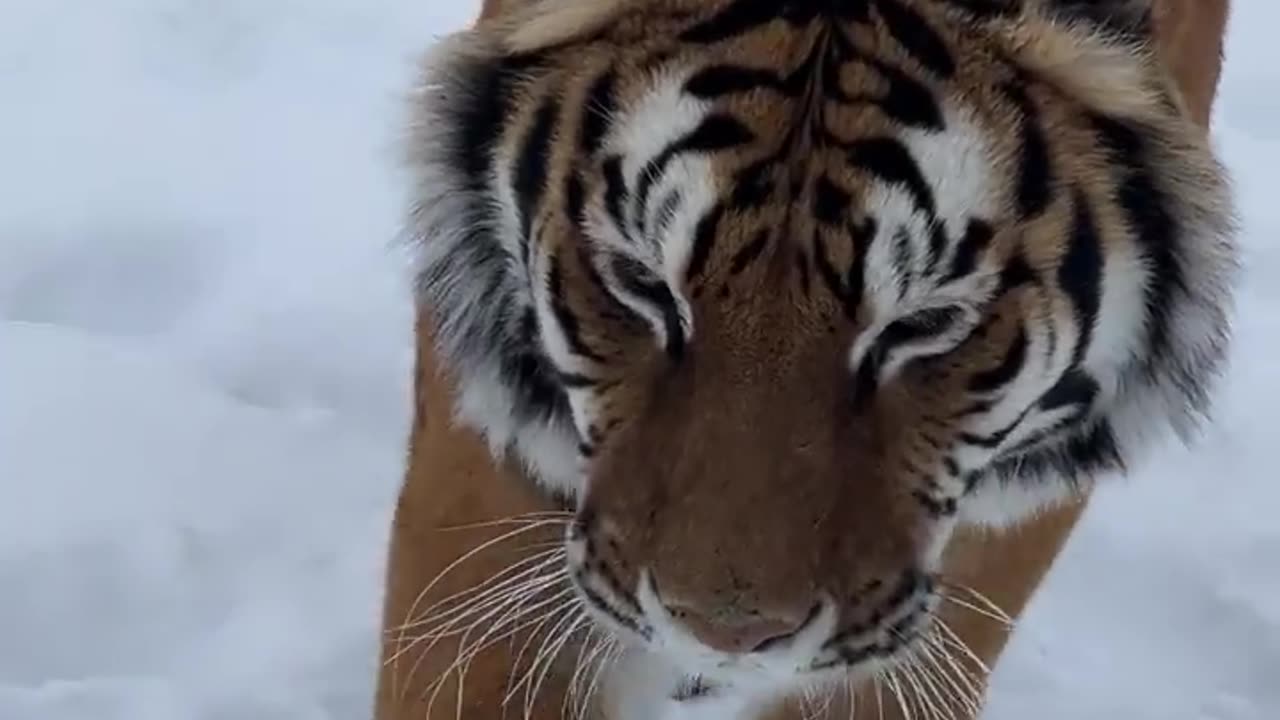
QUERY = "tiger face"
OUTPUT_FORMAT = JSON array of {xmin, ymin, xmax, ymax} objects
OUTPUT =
[{"xmin": 408, "ymin": 0, "xmax": 1237, "ymax": 702}]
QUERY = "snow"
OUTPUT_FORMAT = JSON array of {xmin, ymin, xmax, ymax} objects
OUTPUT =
[{"xmin": 0, "ymin": 1, "xmax": 1276, "ymax": 719}]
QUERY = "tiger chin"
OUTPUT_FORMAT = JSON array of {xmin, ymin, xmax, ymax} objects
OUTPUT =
[{"xmin": 376, "ymin": 1, "xmax": 1237, "ymax": 718}]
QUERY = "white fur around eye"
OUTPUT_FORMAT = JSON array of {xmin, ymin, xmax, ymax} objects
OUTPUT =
[
  {"xmin": 882, "ymin": 301, "xmax": 983, "ymax": 377},
  {"xmin": 849, "ymin": 300, "xmax": 983, "ymax": 384}
]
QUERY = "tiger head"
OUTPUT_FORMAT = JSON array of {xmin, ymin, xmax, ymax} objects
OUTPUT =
[{"xmin": 407, "ymin": 0, "xmax": 1237, "ymax": 700}]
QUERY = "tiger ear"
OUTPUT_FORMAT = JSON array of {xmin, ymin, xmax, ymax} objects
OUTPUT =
[
  {"xmin": 476, "ymin": 0, "xmax": 532, "ymax": 22},
  {"xmin": 482, "ymin": 0, "xmax": 641, "ymax": 54},
  {"xmin": 1148, "ymin": 0, "xmax": 1231, "ymax": 127}
]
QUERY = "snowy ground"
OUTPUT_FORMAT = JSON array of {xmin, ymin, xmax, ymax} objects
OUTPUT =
[{"xmin": 0, "ymin": 2, "xmax": 1276, "ymax": 719}]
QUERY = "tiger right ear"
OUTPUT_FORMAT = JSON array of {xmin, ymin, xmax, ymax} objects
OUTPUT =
[
  {"xmin": 489, "ymin": 0, "xmax": 642, "ymax": 54},
  {"xmin": 477, "ymin": 0, "xmax": 530, "ymax": 22}
]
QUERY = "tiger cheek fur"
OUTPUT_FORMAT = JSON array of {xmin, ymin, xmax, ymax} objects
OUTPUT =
[{"xmin": 403, "ymin": 0, "xmax": 1237, "ymax": 713}]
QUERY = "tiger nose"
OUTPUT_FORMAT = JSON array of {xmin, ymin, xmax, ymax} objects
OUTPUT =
[{"xmin": 667, "ymin": 605, "xmax": 810, "ymax": 655}]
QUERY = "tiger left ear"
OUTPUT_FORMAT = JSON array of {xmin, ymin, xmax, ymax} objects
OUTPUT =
[
  {"xmin": 1148, "ymin": 0, "xmax": 1232, "ymax": 128},
  {"xmin": 477, "ymin": 0, "xmax": 530, "ymax": 22}
]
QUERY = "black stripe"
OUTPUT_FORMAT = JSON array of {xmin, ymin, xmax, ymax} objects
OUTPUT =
[
  {"xmin": 874, "ymin": 0, "xmax": 956, "ymax": 78},
  {"xmin": 943, "ymin": 456, "xmax": 962, "ymax": 477},
  {"xmin": 612, "ymin": 254, "xmax": 687, "ymax": 360},
  {"xmin": 795, "ymin": 248, "xmax": 813, "ymax": 295},
  {"xmin": 891, "ymin": 226, "xmax": 915, "ymax": 299},
  {"xmin": 851, "ymin": 343, "xmax": 886, "ymax": 412},
  {"xmin": 499, "ymin": 307, "xmax": 570, "ymax": 424},
  {"xmin": 1002, "ymin": 80, "xmax": 1053, "ymax": 219},
  {"xmin": 912, "ymin": 490, "xmax": 959, "ymax": 517},
  {"xmin": 635, "ymin": 115, "xmax": 754, "ymax": 229},
  {"xmin": 998, "ymin": 252, "xmax": 1037, "ymax": 294},
  {"xmin": 1048, "ymin": 0, "xmax": 1153, "ymax": 41},
  {"xmin": 578, "ymin": 245, "xmax": 639, "ymax": 330},
  {"xmin": 454, "ymin": 53, "xmax": 544, "ymax": 187},
  {"xmin": 943, "ymin": 218, "xmax": 994, "ymax": 283},
  {"xmin": 685, "ymin": 65, "xmax": 791, "ymax": 99},
  {"xmin": 557, "ymin": 370, "xmax": 600, "ymax": 389},
  {"xmin": 847, "ymin": 138, "xmax": 937, "ymax": 217},
  {"xmin": 813, "ymin": 175, "xmax": 851, "ymax": 226},
  {"xmin": 652, "ymin": 190, "xmax": 683, "ymax": 238},
  {"xmin": 957, "ymin": 398, "xmax": 995, "ymax": 418},
  {"xmin": 685, "ymin": 204, "xmax": 726, "ymax": 282},
  {"xmin": 847, "ymin": 217, "xmax": 875, "ymax": 306},
  {"xmin": 813, "ymin": 229, "xmax": 857, "ymax": 318},
  {"xmin": 731, "ymin": 160, "xmax": 776, "ymax": 210},
  {"xmin": 513, "ymin": 96, "xmax": 559, "ymax": 249},
  {"xmin": 730, "ymin": 229, "xmax": 772, "ymax": 275},
  {"xmin": 833, "ymin": 0, "xmax": 872, "ymax": 22},
  {"xmin": 680, "ymin": 0, "xmax": 822, "ymax": 44},
  {"xmin": 565, "ymin": 172, "xmax": 585, "ymax": 228},
  {"xmin": 959, "ymin": 408, "xmax": 1027, "ymax": 449},
  {"xmin": 580, "ymin": 68, "xmax": 618, "ymax": 155},
  {"xmin": 827, "ymin": 29, "xmax": 944, "ymax": 131},
  {"xmin": 574, "ymin": 569, "xmax": 650, "ymax": 639},
  {"xmin": 1090, "ymin": 114, "xmax": 1180, "ymax": 375},
  {"xmin": 1037, "ymin": 369, "xmax": 1100, "ymax": 412},
  {"xmin": 1059, "ymin": 188, "xmax": 1103, "ymax": 366},
  {"xmin": 925, "ymin": 221, "xmax": 947, "ymax": 274},
  {"xmin": 680, "ymin": 114, "xmax": 757, "ymax": 153},
  {"xmin": 881, "ymin": 306, "xmax": 967, "ymax": 350},
  {"xmin": 680, "ymin": 0, "xmax": 783, "ymax": 43},
  {"xmin": 933, "ymin": 0, "xmax": 1020, "ymax": 19},
  {"xmin": 548, "ymin": 251, "xmax": 607, "ymax": 363},
  {"xmin": 969, "ymin": 326, "xmax": 1027, "ymax": 392},
  {"xmin": 602, "ymin": 155, "xmax": 629, "ymax": 236},
  {"xmin": 988, "ymin": 419, "xmax": 1123, "ymax": 482},
  {"xmin": 634, "ymin": 148, "xmax": 682, "ymax": 232}
]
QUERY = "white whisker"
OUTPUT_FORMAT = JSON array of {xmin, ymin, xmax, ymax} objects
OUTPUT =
[
  {"xmin": 402, "ymin": 561, "xmax": 567, "ymax": 641},
  {"xmin": 908, "ymin": 647, "xmax": 959, "ymax": 720},
  {"xmin": 392, "ymin": 547, "xmax": 565, "ymax": 634},
  {"xmin": 523, "ymin": 610, "xmax": 591, "ymax": 719},
  {"xmin": 845, "ymin": 675, "xmax": 858, "ymax": 720},
  {"xmin": 941, "ymin": 582, "xmax": 1014, "ymax": 626},
  {"xmin": 393, "ymin": 566, "xmax": 568, "ymax": 688},
  {"xmin": 436, "ymin": 511, "xmax": 575, "ymax": 533},
  {"xmin": 390, "ymin": 516, "xmax": 572, "ymax": 700},
  {"xmin": 918, "ymin": 633, "xmax": 980, "ymax": 717},
  {"xmin": 568, "ymin": 630, "xmax": 616, "ymax": 720},
  {"xmin": 420, "ymin": 589, "xmax": 580, "ymax": 717},
  {"xmin": 504, "ymin": 596, "xmax": 584, "ymax": 702},
  {"xmin": 885, "ymin": 668, "xmax": 914, "ymax": 720},
  {"xmin": 506, "ymin": 603, "xmax": 580, "ymax": 709},
  {"xmin": 940, "ymin": 594, "xmax": 1013, "ymax": 629},
  {"xmin": 935, "ymin": 619, "xmax": 992, "ymax": 677},
  {"xmin": 924, "ymin": 632, "xmax": 984, "ymax": 714},
  {"xmin": 898, "ymin": 654, "xmax": 940, "ymax": 720}
]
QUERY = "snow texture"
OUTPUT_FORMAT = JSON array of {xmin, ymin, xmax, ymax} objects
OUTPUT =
[{"xmin": 0, "ymin": 2, "xmax": 1276, "ymax": 719}]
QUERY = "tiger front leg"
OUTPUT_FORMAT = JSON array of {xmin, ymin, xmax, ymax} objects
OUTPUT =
[{"xmin": 373, "ymin": 315, "xmax": 604, "ymax": 720}]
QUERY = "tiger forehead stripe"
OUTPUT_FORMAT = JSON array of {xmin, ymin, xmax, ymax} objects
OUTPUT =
[{"xmin": 500, "ymin": 5, "xmax": 1012, "ymax": 319}]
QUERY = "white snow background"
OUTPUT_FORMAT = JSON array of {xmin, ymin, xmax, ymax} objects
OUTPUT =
[{"xmin": 0, "ymin": 1, "xmax": 1276, "ymax": 719}]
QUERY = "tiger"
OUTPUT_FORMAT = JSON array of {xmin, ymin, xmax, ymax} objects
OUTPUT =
[{"xmin": 375, "ymin": 0, "xmax": 1237, "ymax": 718}]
